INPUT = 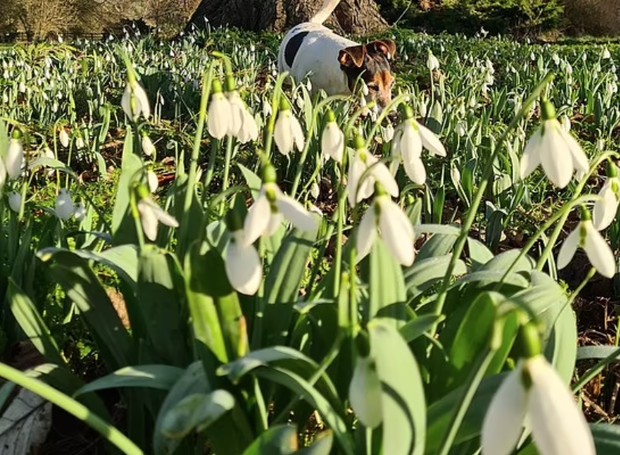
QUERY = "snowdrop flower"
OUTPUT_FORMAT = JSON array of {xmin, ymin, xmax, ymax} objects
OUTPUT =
[
  {"xmin": 357, "ymin": 191, "xmax": 415, "ymax": 266},
  {"xmin": 593, "ymin": 164, "xmax": 620, "ymax": 230},
  {"xmin": 147, "ymin": 170, "xmax": 159, "ymax": 193},
  {"xmin": 74, "ymin": 202, "xmax": 87, "ymax": 222},
  {"xmin": 321, "ymin": 110, "xmax": 344, "ymax": 163},
  {"xmin": 8, "ymin": 192, "xmax": 21, "ymax": 213},
  {"xmin": 225, "ymin": 229, "xmax": 262, "ymax": 295},
  {"xmin": 207, "ymin": 80, "xmax": 232, "ymax": 140},
  {"xmin": 348, "ymin": 136, "xmax": 399, "ymax": 207},
  {"xmin": 426, "ymin": 51, "xmax": 440, "ymax": 71},
  {"xmin": 141, "ymin": 133, "xmax": 155, "ymax": 157},
  {"xmin": 226, "ymin": 90, "xmax": 258, "ymax": 143},
  {"xmin": 59, "ymin": 128, "xmax": 70, "ymax": 148},
  {"xmin": 557, "ymin": 210, "xmax": 616, "ymax": 278},
  {"xmin": 55, "ymin": 189, "xmax": 75, "ymax": 220},
  {"xmin": 520, "ymin": 100, "xmax": 589, "ymax": 188},
  {"xmin": 243, "ymin": 165, "xmax": 317, "ymax": 245},
  {"xmin": 602, "ymin": 47, "xmax": 611, "ymax": 60},
  {"xmin": 274, "ymin": 99, "xmax": 305, "ymax": 155},
  {"xmin": 5, "ymin": 138, "xmax": 24, "ymax": 179},
  {"xmin": 137, "ymin": 197, "xmax": 179, "ymax": 241},
  {"xmin": 75, "ymin": 135, "xmax": 85, "ymax": 149},
  {"xmin": 482, "ymin": 350, "xmax": 594, "ymax": 455},
  {"xmin": 349, "ymin": 355, "xmax": 382, "ymax": 428},
  {"xmin": 391, "ymin": 107, "xmax": 447, "ymax": 185},
  {"xmin": 121, "ymin": 76, "xmax": 150, "ymax": 121}
]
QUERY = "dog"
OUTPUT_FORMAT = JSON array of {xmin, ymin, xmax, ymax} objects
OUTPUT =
[{"xmin": 277, "ymin": 0, "xmax": 396, "ymax": 108}]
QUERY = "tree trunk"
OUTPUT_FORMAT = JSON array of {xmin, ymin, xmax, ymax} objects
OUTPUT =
[{"xmin": 187, "ymin": 0, "xmax": 387, "ymax": 35}]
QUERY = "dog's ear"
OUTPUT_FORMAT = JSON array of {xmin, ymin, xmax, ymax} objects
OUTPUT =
[
  {"xmin": 339, "ymin": 46, "xmax": 366, "ymax": 68},
  {"xmin": 366, "ymin": 40, "xmax": 397, "ymax": 60}
]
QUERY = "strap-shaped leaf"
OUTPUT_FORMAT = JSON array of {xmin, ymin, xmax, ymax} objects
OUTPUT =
[
  {"xmin": 241, "ymin": 425, "xmax": 298, "ymax": 455},
  {"xmin": 74, "ymin": 365, "xmax": 184, "ymax": 397}
]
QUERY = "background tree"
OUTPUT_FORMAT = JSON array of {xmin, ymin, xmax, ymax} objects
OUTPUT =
[
  {"xmin": 187, "ymin": 0, "xmax": 388, "ymax": 35},
  {"xmin": 1, "ymin": 0, "xmax": 76, "ymax": 40}
]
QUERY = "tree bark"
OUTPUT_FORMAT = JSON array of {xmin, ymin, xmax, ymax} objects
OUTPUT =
[{"xmin": 187, "ymin": 0, "xmax": 387, "ymax": 35}]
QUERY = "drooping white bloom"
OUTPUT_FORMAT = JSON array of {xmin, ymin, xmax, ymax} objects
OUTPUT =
[
  {"xmin": 59, "ymin": 128, "xmax": 70, "ymax": 148},
  {"xmin": 121, "ymin": 80, "xmax": 151, "ymax": 121},
  {"xmin": 392, "ymin": 115, "xmax": 447, "ymax": 185},
  {"xmin": 243, "ymin": 182, "xmax": 317, "ymax": 245},
  {"xmin": 427, "ymin": 51, "xmax": 440, "ymax": 71},
  {"xmin": 348, "ymin": 146, "xmax": 399, "ymax": 207},
  {"xmin": 225, "ymin": 91, "xmax": 259, "ymax": 143},
  {"xmin": 557, "ymin": 217, "xmax": 616, "ymax": 278},
  {"xmin": 147, "ymin": 170, "xmax": 159, "ymax": 193},
  {"xmin": 55, "ymin": 189, "xmax": 75, "ymax": 220},
  {"xmin": 6, "ymin": 138, "xmax": 24, "ymax": 179},
  {"xmin": 593, "ymin": 173, "xmax": 620, "ymax": 230},
  {"xmin": 141, "ymin": 134, "xmax": 156, "ymax": 156},
  {"xmin": 225, "ymin": 230, "xmax": 262, "ymax": 295},
  {"xmin": 274, "ymin": 107, "xmax": 305, "ymax": 155},
  {"xmin": 321, "ymin": 118, "xmax": 345, "ymax": 163},
  {"xmin": 207, "ymin": 90, "xmax": 232, "ymax": 140},
  {"xmin": 349, "ymin": 356, "xmax": 383, "ymax": 428},
  {"xmin": 137, "ymin": 198, "xmax": 179, "ymax": 241},
  {"xmin": 520, "ymin": 101, "xmax": 589, "ymax": 189},
  {"xmin": 482, "ymin": 355, "xmax": 595, "ymax": 455},
  {"xmin": 75, "ymin": 136, "xmax": 85, "ymax": 149},
  {"xmin": 74, "ymin": 202, "xmax": 87, "ymax": 221},
  {"xmin": 357, "ymin": 194, "xmax": 415, "ymax": 266},
  {"xmin": 8, "ymin": 192, "xmax": 21, "ymax": 213}
]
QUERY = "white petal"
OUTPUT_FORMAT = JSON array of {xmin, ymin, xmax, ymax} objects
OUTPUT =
[
  {"xmin": 356, "ymin": 207, "xmax": 377, "ymax": 261},
  {"xmin": 243, "ymin": 191, "xmax": 271, "ymax": 245},
  {"xmin": 147, "ymin": 171, "xmax": 159, "ymax": 193},
  {"xmin": 481, "ymin": 366, "xmax": 527, "ymax": 455},
  {"xmin": 348, "ymin": 155, "xmax": 365, "ymax": 207},
  {"xmin": 400, "ymin": 124, "xmax": 422, "ymax": 160},
  {"xmin": 349, "ymin": 357, "xmax": 383, "ymax": 428},
  {"xmin": 226, "ymin": 239, "xmax": 262, "ymax": 295},
  {"xmin": 403, "ymin": 155, "xmax": 427, "ymax": 185},
  {"xmin": 540, "ymin": 123, "xmax": 573, "ymax": 188},
  {"xmin": 121, "ymin": 84, "xmax": 134, "ymax": 120},
  {"xmin": 378, "ymin": 198, "xmax": 415, "ymax": 266},
  {"xmin": 152, "ymin": 203, "xmax": 178, "ymax": 228},
  {"xmin": 274, "ymin": 111, "xmax": 293, "ymax": 155},
  {"xmin": 265, "ymin": 212, "xmax": 283, "ymax": 236},
  {"xmin": 520, "ymin": 128, "xmax": 542, "ymax": 179},
  {"xmin": 6, "ymin": 139, "xmax": 24, "ymax": 179},
  {"xmin": 207, "ymin": 95, "xmax": 231, "ymax": 139},
  {"xmin": 584, "ymin": 221, "xmax": 616, "ymax": 278},
  {"xmin": 557, "ymin": 227, "xmax": 580, "ymax": 270},
  {"xmin": 593, "ymin": 181, "xmax": 618, "ymax": 230},
  {"xmin": 238, "ymin": 110, "xmax": 259, "ymax": 143},
  {"xmin": 226, "ymin": 92, "xmax": 245, "ymax": 136},
  {"xmin": 276, "ymin": 194, "xmax": 318, "ymax": 233},
  {"xmin": 138, "ymin": 200, "xmax": 159, "ymax": 241},
  {"xmin": 141, "ymin": 135, "xmax": 155, "ymax": 156},
  {"xmin": 527, "ymin": 356, "xmax": 596, "ymax": 455},
  {"xmin": 8, "ymin": 192, "xmax": 21, "ymax": 213},
  {"xmin": 134, "ymin": 83, "xmax": 150, "ymax": 119},
  {"xmin": 291, "ymin": 116, "xmax": 305, "ymax": 151},
  {"xmin": 417, "ymin": 122, "xmax": 447, "ymax": 156},
  {"xmin": 367, "ymin": 154, "xmax": 399, "ymax": 198},
  {"xmin": 561, "ymin": 129, "xmax": 589, "ymax": 175},
  {"xmin": 55, "ymin": 189, "xmax": 75, "ymax": 220},
  {"xmin": 321, "ymin": 122, "xmax": 344, "ymax": 163}
]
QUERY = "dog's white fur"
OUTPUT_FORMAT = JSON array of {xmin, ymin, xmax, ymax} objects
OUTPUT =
[{"xmin": 277, "ymin": 0, "xmax": 356, "ymax": 95}]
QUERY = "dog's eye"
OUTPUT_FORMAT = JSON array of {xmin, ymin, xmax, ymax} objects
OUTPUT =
[{"xmin": 367, "ymin": 83, "xmax": 379, "ymax": 91}]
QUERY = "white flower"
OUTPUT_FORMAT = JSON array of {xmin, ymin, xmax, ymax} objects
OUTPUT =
[
  {"xmin": 602, "ymin": 47, "xmax": 611, "ymax": 60},
  {"xmin": 59, "ymin": 128, "xmax": 70, "ymax": 148},
  {"xmin": 357, "ymin": 194, "xmax": 415, "ymax": 266},
  {"xmin": 226, "ymin": 230, "xmax": 262, "ymax": 295},
  {"xmin": 321, "ymin": 120, "xmax": 344, "ymax": 163},
  {"xmin": 274, "ymin": 108, "xmax": 305, "ymax": 155},
  {"xmin": 74, "ymin": 202, "xmax": 87, "ymax": 221},
  {"xmin": 456, "ymin": 121, "xmax": 467, "ymax": 137},
  {"xmin": 137, "ymin": 198, "xmax": 179, "ymax": 241},
  {"xmin": 348, "ymin": 147, "xmax": 399, "ymax": 207},
  {"xmin": 141, "ymin": 134, "xmax": 155, "ymax": 156},
  {"xmin": 55, "ymin": 189, "xmax": 75, "ymax": 220},
  {"xmin": 121, "ymin": 80, "xmax": 151, "ymax": 121},
  {"xmin": 482, "ymin": 355, "xmax": 595, "ymax": 455},
  {"xmin": 207, "ymin": 91, "xmax": 232, "ymax": 140},
  {"xmin": 226, "ymin": 91, "xmax": 259, "ymax": 143},
  {"xmin": 427, "ymin": 51, "xmax": 440, "ymax": 71},
  {"xmin": 593, "ymin": 174, "xmax": 620, "ymax": 230},
  {"xmin": 243, "ymin": 182, "xmax": 317, "ymax": 245},
  {"xmin": 147, "ymin": 170, "xmax": 159, "ymax": 193},
  {"xmin": 6, "ymin": 138, "xmax": 24, "ymax": 179},
  {"xmin": 520, "ymin": 102, "xmax": 589, "ymax": 189},
  {"xmin": 349, "ymin": 356, "xmax": 383, "ymax": 428},
  {"xmin": 558, "ymin": 217, "xmax": 616, "ymax": 278},
  {"xmin": 8, "ymin": 192, "xmax": 21, "ymax": 213},
  {"xmin": 392, "ymin": 116, "xmax": 446, "ymax": 185},
  {"xmin": 75, "ymin": 136, "xmax": 85, "ymax": 149},
  {"xmin": 0, "ymin": 158, "xmax": 6, "ymax": 188}
]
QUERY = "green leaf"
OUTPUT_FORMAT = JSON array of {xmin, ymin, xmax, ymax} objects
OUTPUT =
[
  {"xmin": 400, "ymin": 314, "xmax": 444, "ymax": 343},
  {"xmin": 417, "ymin": 233, "xmax": 458, "ymax": 260},
  {"xmin": 591, "ymin": 423, "xmax": 620, "ymax": 454},
  {"xmin": 8, "ymin": 279, "xmax": 64, "ymax": 366},
  {"xmin": 238, "ymin": 163, "xmax": 262, "ymax": 201},
  {"xmin": 366, "ymin": 239, "xmax": 407, "ymax": 324},
  {"xmin": 297, "ymin": 431, "xmax": 333, "ymax": 455},
  {"xmin": 160, "ymin": 390, "xmax": 235, "ymax": 439},
  {"xmin": 467, "ymin": 238, "xmax": 494, "ymax": 269},
  {"xmin": 137, "ymin": 246, "xmax": 190, "ymax": 366},
  {"xmin": 577, "ymin": 345, "xmax": 620, "ymax": 360},
  {"xmin": 454, "ymin": 270, "xmax": 529, "ymax": 288},
  {"xmin": 477, "ymin": 249, "xmax": 535, "ymax": 273},
  {"xmin": 38, "ymin": 249, "xmax": 133, "ymax": 370},
  {"xmin": 405, "ymin": 255, "xmax": 467, "ymax": 299},
  {"xmin": 545, "ymin": 303, "xmax": 577, "ymax": 384},
  {"xmin": 74, "ymin": 365, "xmax": 184, "ymax": 397},
  {"xmin": 368, "ymin": 319, "xmax": 426, "ymax": 455},
  {"xmin": 241, "ymin": 425, "xmax": 298, "ymax": 455}
]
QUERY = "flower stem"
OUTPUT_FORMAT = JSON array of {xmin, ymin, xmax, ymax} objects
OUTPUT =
[
  {"xmin": 430, "ymin": 73, "xmax": 554, "ymax": 329},
  {"xmin": 220, "ymin": 135, "xmax": 234, "ymax": 214}
]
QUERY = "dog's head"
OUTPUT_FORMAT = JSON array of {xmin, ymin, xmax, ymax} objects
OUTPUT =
[{"xmin": 338, "ymin": 40, "xmax": 397, "ymax": 108}]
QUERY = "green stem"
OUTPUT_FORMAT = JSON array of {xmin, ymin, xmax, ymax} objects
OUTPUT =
[
  {"xmin": 0, "ymin": 362, "xmax": 143, "ymax": 455},
  {"xmin": 431, "ymin": 73, "xmax": 554, "ymax": 325},
  {"xmin": 364, "ymin": 93, "xmax": 410, "ymax": 149},
  {"xmin": 436, "ymin": 348, "xmax": 495, "ymax": 455},
  {"xmin": 264, "ymin": 73, "xmax": 289, "ymax": 160},
  {"xmin": 220, "ymin": 135, "xmax": 234, "ymax": 213},
  {"xmin": 204, "ymin": 139, "xmax": 219, "ymax": 191}
]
